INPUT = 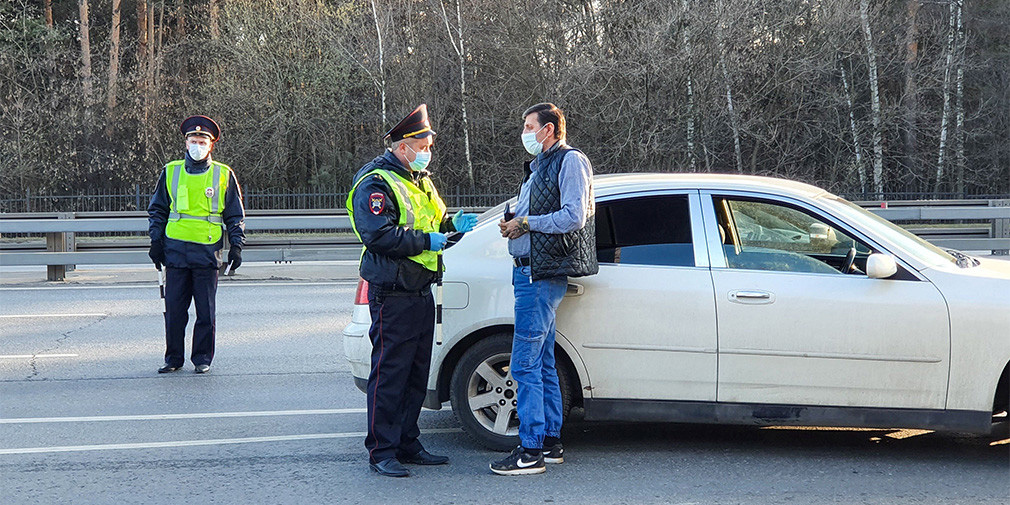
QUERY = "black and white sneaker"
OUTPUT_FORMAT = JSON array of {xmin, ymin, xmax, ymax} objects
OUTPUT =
[
  {"xmin": 543, "ymin": 443, "xmax": 564, "ymax": 464},
  {"xmin": 489, "ymin": 446, "xmax": 545, "ymax": 475}
]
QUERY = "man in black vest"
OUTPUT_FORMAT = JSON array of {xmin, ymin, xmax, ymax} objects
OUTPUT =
[{"xmin": 491, "ymin": 103, "xmax": 598, "ymax": 475}]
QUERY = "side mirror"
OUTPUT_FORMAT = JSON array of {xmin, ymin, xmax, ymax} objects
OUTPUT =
[{"xmin": 866, "ymin": 253, "xmax": 898, "ymax": 279}]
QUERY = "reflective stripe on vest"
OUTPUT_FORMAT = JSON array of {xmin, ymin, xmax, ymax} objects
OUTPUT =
[
  {"xmin": 347, "ymin": 168, "xmax": 446, "ymax": 272},
  {"xmin": 164, "ymin": 160, "xmax": 229, "ymax": 245}
]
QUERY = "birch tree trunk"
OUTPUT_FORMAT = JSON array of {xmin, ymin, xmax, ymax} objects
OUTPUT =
[
  {"xmin": 681, "ymin": 0, "xmax": 696, "ymax": 172},
  {"xmin": 934, "ymin": 0, "xmax": 957, "ymax": 195},
  {"xmin": 78, "ymin": 0, "xmax": 93, "ymax": 107},
  {"xmin": 954, "ymin": 0, "xmax": 966, "ymax": 196},
  {"xmin": 370, "ymin": 0, "xmax": 386, "ymax": 128},
  {"xmin": 859, "ymin": 0, "xmax": 884, "ymax": 195},
  {"xmin": 439, "ymin": 0, "xmax": 475, "ymax": 188},
  {"xmin": 106, "ymin": 0, "xmax": 122, "ymax": 116},
  {"xmin": 841, "ymin": 66, "xmax": 867, "ymax": 193},
  {"xmin": 719, "ymin": 50, "xmax": 743, "ymax": 173},
  {"xmin": 715, "ymin": 0, "xmax": 742, "ymax": 173}
]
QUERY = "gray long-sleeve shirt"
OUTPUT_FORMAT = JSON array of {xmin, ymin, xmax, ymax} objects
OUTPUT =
[{"xmin": 508, "ymin": 143, "xmax": 594, "ymax": 258}]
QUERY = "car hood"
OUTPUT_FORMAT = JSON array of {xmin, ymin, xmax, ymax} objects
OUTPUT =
[{"xmin": 973, "ymin": 257, "xmax": 1010, "ymax": 280}]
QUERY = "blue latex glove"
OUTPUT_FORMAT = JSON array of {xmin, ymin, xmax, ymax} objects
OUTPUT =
[
  {"xmin": 428, "ymin": 232, "xmax": 448, "ymax": 251},
  {"xmin": 452, "ymin": 210, "xmax": 479, "ymax": 233}
]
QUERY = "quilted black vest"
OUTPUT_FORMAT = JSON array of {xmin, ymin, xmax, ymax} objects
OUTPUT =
[{"xmin": 527, "ymin": 146, "xmax": 599, "ymax": 280}]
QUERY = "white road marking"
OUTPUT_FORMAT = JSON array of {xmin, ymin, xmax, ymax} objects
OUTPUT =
[
  {"xmin": 0, "ymin": 408, "xmax": 368, "ymax": 424},
  {"xmin": 0, "ymin": 313, "xmax": 106, "ymax": 318},
  {"xmin": 0, "ymin": 281, "xmax": 357, "ymax": 291},
  {"xmin": 0, "ymin": 428, "xmax": 462, "ymax": 455},
  {"xmin": 0, "ymin": 354, "xmax": 78, "ymax": 359}
]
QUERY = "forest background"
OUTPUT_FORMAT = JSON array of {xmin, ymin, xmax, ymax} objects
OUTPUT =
[{"xmin": 2, "ymin": 0, "xmax": 1009, "ymax": 209}]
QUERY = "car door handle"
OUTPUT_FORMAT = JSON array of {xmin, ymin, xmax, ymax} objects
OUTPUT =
[
  {"xmin": 566, "ymin": 283, "xmax": 584, "ymax": 296},
  {"xmin": 729, "ymin": 290, "xmax": 774, "ymax": 304}
]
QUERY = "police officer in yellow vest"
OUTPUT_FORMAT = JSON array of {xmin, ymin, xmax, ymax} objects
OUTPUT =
[
  {"xmin": 148, "ymin": 115, "xmax": 246, "ymax": 374},
  {"xmin": 348, "ymin": 104, "xmax": 478, "ymax": 477}
]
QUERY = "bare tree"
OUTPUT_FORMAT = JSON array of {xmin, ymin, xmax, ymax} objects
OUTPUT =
[
  {"xmin": 680, "ymin": 0, "xmax": 696, "ymax": 172},
  {"xmin": 370, "ymin": 0, "xmax": 387, "ymax": 128},
  {"xmin": 44, "ymin": 0, "xmax": 53, "ymax": 28},
  {"xmin": 954, "ymin": 0, "xmax": 966, "ymax": 195},
  {"xmin": 859, "ymin": 0, "xmax": 884, "ymax": 195},
  {"xmin": 841, "ymin": 65, "xmax": 867, "ymax": 193},
  {"xmin": 209, "ymin": 0, "xmax": 221, "ymax": 39},
  {"xmin": 438, "ymin": 0, "xmax": 474, "ymax": 188},
  {"xmin": 935, "ymin": 0, "xmax": 957, "ymax": 194},
  {"xmin": 78, "ymin": 0, "xmax": 93, "ymax": 107},
  {"xmin": 137, "ymin": 0, "xmax": 148, "ymax": 69},
  {"xmin": 106, "ymin": 0, "xmax": 122, "ymax": 117},
  {"xmin": 901, "ymin": 0, "xmax": 920, "ymax": 176},
  {"xmin": 715, "ymin": 0, "xmax": 742, "ymax": 173}
]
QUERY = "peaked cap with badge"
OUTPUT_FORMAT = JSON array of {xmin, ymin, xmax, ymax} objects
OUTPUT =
[
  {"xmin": 180, "ymin": 115, "xmax": 221, "ymax": 141},
  {"xmin": 385, "ymin": 104, "xmax": 436, "ymax": 142}
]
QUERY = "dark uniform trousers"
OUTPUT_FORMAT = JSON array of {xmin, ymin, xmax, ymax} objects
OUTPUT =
[
  {"xmin": 164, "ymin": 266, "xmax": 218, "ymax": 367},
  {"xmin": 364, "ymin": 288, "xmax": 435, "ymax": 463}
]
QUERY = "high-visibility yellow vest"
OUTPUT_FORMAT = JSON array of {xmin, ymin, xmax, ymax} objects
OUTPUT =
[
  {"xmin": 347, "ymin": 168, "xmax": 446, "ymax": 272},
  {"xmin": 164, "ymin": 160, "xmax": 230, "ymax": 245}
]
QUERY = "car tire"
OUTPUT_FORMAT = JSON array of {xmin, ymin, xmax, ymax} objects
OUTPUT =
[{"xmin": 449, "ymin": 332, "xmax": 572, "ymax": 452}]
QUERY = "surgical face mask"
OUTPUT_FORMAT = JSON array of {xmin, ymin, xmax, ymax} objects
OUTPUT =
[
  {"xmin": 521, "ymin": 124, "xmax": 547, "ymax": 156},
  {"xmin": 187, "ymin": 142, "xmax": 211, "ymax": 161},
  {"xmin": 406, "ymin": 144, "xmax": 431, "ymax": 171}
]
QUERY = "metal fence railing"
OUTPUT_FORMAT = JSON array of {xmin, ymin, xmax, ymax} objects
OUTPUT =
[{"xmin": 0, "ymin": 186, "xmax": 513, "ymax": 214}]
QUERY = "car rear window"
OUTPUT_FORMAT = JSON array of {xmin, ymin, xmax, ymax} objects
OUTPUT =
[{"xmin": 596, "ymin": 195, "xmax": 694, "ymax": 267}]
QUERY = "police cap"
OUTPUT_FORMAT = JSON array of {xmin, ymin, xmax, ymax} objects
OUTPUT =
[
  {"xmin": 385, "ymin": 104, "xmax": 436, "ymax": 142},
  {"xmin": 180, "ymin": 115, "xmax": 221, "ymax": 141}
]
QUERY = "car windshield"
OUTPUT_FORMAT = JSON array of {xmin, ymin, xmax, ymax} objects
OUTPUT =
[{"xmin": 820, "ymin": 196, "xmax": 957, "ymax": 268}]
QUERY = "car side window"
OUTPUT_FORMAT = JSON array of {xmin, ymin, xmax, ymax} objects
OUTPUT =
[
  {"xmin": 715, "ymin": 197, "xmax": 872, "ymax": 274},
  {"xmin": 596, "ymin": 195, "xmax": 694, "ymax": 267}
]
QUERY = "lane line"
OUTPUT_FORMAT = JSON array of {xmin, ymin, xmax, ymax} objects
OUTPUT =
[
  {"xmin": 0, "ymin": 281, "xmax": 358, "ymax": 292},
  {"xmin": 0, "ymin": 428, "xmax": 462, "ymax": 455},
  {"xmin": 0, "ymin": 313, "xmax": 106, "ymax": 319},
  {"xmin": 0, "ymin": 408, "xmax": 368, "ymax": 424},
  {"xmin": 0, "ymin": 354, "xmax": 78, "ymax": 359}
]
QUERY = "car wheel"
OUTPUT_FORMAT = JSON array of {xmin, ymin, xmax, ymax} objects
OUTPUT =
[{"xmin": 449, "ymin": 332, "xmax": 572, "ymax": 451}]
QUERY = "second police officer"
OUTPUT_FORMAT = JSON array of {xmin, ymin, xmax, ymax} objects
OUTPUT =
[
  {"xmin": 148, "ymin": 115, "xmax": 246, "ymax": 375},
  {"xmin": 347, "ymin": 104, "xmax": 479, "ymax": 477}
]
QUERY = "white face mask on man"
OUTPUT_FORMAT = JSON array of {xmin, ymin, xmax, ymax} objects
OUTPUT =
[
  {"xmin": 521, "ymin": 124, "xmax": 548, "ymax": 156},
  {"xmin": 187, "ymin": 141, "xmax": 211, "ymax": 162}
]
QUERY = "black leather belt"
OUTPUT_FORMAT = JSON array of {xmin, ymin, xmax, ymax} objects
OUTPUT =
[{"xmin": 513, "ymin": 257, "xmax": 531, "ymax": 267}]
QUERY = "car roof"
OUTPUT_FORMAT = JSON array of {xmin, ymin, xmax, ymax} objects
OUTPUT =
[{"xmin": 593, "ymin": 173, "xmax": 832, "ymax": 200}]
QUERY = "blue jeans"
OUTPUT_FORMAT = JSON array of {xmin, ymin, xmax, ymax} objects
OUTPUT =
[{"xmin": 511, "ymin": 265, "xmax": 567, "ymax": 450}]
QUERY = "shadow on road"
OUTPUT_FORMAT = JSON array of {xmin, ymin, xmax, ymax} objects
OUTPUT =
[{"xmin": 559, "ymin": 418, "xmax": 1009, "ymax": 465}]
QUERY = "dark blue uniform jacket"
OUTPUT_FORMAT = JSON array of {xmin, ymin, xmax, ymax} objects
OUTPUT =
[
  {"xmin": 351, "ymin": 150, "xmax": 456, "ymax": 292},
  {"xmin": 148, "ymin": 153, "xmax": 246, "ymax": 269}
]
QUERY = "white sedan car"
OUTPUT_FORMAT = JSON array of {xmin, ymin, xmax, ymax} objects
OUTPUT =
[{"xmin": 343, "ymin": 173, "xmax": 1010, "ymax": 450}]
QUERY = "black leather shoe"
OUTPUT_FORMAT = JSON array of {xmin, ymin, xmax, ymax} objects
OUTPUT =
[
  {"xmin": 398, "ymin": 449, "xmax": 449, "ymax": 465},
  {"xmin": 195, "ymin": 364, "xmax": 210, "ymax": 374},
  {"xmin": 370, "ymin": 458, "xmax": 409, "ymax": 477},
  {"xmin": 158, "ymin": 364, "xmax": 182, "ymax": 373}
]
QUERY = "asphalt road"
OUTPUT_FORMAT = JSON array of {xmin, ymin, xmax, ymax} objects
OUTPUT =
[{"xmin": 0, "ymin": 275, "xmax": 1007, "ymax": 505}]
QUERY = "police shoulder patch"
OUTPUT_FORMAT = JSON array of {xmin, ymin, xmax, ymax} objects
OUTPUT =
[{"xmin": 369, "ymin": 192, "xmax": 385, "ymax": 215}]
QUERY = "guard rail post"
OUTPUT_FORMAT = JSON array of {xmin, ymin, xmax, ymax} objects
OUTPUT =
[
  {"xmin": 45, "ymin": 213, "xmax": 67, "ymax": 281},
  {"xmin": 992, "ymin": 199, "xmax": 1010, "ymax": 256},
  {"xmin": 64, "ymin": 212, "xmax": 76, "ymax": 273}
]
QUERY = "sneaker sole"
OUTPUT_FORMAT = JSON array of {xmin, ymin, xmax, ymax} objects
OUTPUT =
[
  {"xmin": 489, "ymin": 464, "xmax": 546, "ymax": 476},
  {"xmin": 544, "ymin": 456, "xmax": 564, "ymax": 464}
]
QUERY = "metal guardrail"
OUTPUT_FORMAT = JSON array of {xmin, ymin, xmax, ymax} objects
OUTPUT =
[{"xmin": 2, "ymin": 200, "xmax": 1009, "ymax": 281}]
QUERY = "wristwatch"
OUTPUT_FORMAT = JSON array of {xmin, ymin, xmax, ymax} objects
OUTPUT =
[{"xmin": 519, "ymin": 216, "xmax": 529, "ymax": 233}]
